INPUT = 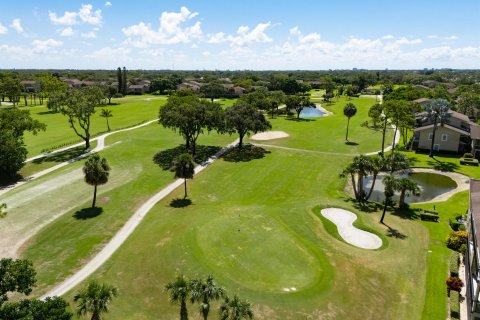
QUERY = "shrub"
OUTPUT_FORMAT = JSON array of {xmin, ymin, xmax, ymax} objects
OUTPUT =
[
  {"xmin": 450, "ymin": 290, "xmax": 460, "ymax": 319},
  {"xmin": 463, "ymin": 153, "xmax": 474, "ymax": 159},
  {"xmin": 449, "ymin": 218, "xmax": 461, "ymax": 231},
  {"xmin": 360, "ymin": 120, "xmax": 369, "ymax": 128},
  {"xmin": 449, "ymin": 252, "xmax": 460, "ymax": 277},
  {"xmin": 446, "ymin": 231, "xmax": 468, "ymax": 252},
  {"xmin": 446, "ymin": 277, "xmax": 464, "ymax": 292}
]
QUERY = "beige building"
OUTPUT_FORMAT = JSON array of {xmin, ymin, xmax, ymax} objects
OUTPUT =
[{"xmin": 412, "ymin": 110, "xmax": 480, "ymax": 156}]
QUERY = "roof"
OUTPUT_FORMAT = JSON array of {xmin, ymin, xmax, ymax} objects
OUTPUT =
[
  {"xmin": 470, "ymin": 179, "xmax": 480, "ymax": 252},
  {"xmin": 413, "ymin": 123, "xmax": 469, "ymax": 135},
  {"xmin": 129, "ymin": 85, "xmax": 146, "ymax": 89},
  {"xmin": 450, "ymin": 110, "xmax": 470, "ymax": 122}
]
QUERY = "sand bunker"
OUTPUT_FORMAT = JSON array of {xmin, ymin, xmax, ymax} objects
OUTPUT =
[
  {"xmin": 321, "ymin": 208, "xmax": 382, "ymax": 250},
  {"xmin": 251, "ymin": 131, "xmax": 289, "ymax": 141}
]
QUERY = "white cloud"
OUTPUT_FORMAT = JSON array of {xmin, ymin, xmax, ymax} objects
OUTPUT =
[
  {"xmin": 122, "ymin": 6, "xmax": 202, "ymax": 46},
  {"xmin": 32, "ymin": 38, "xmax": 63, "ymax": 53},
  {"xmin": 0, "ymin": 23, "xmax": 7, "ymax": 35},
  {"xmin": 10, "ymin": 19, "xmax": 24, "ymax": 34},
  {"xmin": 81, "ymin": 31, "xmax": 96, "ymax": 38},
  {"xmin": 79, "ymin": 4, "xmax": 102, "ymax": 26},
  {"xmin": 59, "ymin": 27, "xmax": 74, "ymax": 37},
  {"xmin": 382, "ymin": 34, "xmax": 394, "ymax": 40},
  {"xmin": 105, "ymin": 1, "xmax": 112, "ymax": 7},
  {"xmin": 207, "ymin": 22, "xmax": 273, "ymax": 47},
  {"xmin": 49, "ymin": 11, "xmax": 78, "ymax": 25},
  {"xmin": 444, "ymin": 35, "xmax": 459, "ymax": 41},
  {"xmin": 427, "ymin": 35, "xmax": 438, "ymax": 39}
]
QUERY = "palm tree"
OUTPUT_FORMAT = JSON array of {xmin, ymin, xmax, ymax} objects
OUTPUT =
[
  {"xmin": 343, "ymin": 103, "xmax": 357, "ymax": 142},
  {"xmin": 385, "ymin": 152, "xmax": 412, "ymax": 174},
  {"xmin": 365, "ymin": 156, "xmax": 386, "ymax": 201},
  {"xmin": 350, "ymin": 154, "xmax": 372, "ymax": 199},
  {"xmin": 190, "ymin": 275, "xmax": 225, "ymax": 320},
  {"xmin": 340, "ymin": 163, "xmax": 359, "ymax": 200},
  {"xmin": 396, "ymin": 177, "xmax": 420, "ymax": 208},
  {"xmin": 74, "ymin": 281, "xmax": 118, "ymax": 320},
  {"xmin": 173, "ymin": 153, "xmax": 195, "ymax": 198},
  {"xmin": 165, "ymin": 275, "xmax": 191, "ymax": 320},
  {"xmin": 423, "ymin": 99, "xmax": 451, "ymax": 157},
  {"xmin": 100, "ymin": 109, "xmax": 113, "ymax": 131},
  {"xmin": 83, "ymin": 154, "xmax": 110, "ymax": 208},
  {"xmin": 219, "ymin": 295, "xmax": 254, "ymax": 320},
  {"xmin": 0, "ymin": 203, "xmax": 6, "ymax": 218},
  {"xmin": 380, "ymin": 174, "xmax": 397, "ymax": 223}
]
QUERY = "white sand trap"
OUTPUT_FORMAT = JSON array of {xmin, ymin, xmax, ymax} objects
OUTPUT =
[
  {"xmin": 251, "ymin": 131, "xmax": 289, "ymax": 141},
  {"xmin": 321, "ymin": 208, "xmax": 382, "ymax": 250}
]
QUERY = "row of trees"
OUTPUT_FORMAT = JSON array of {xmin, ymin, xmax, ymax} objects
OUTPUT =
[
  {"xmin": 165, "ymin": 274, "xmax": 253, "ymax": 320},
  {"xmin": 0, "ymin": 258, "xmax": 118, "ymax": 320}
]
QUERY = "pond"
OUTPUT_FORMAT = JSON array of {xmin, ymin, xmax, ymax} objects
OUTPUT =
[
  {"xmin": 300, "ymin": 107, "xmax": 324, "ymax": 118},
  {"xmin": 363, "ymin": 172, "xmax": 457, "ymax": 203}
]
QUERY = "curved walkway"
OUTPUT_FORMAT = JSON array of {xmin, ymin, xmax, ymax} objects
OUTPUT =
[
  {"xmin": 41, "ymin": 139, "xmax": 238, "ymax": 299},
  {"xmin": 321, "ymin": 208, "xmax": 382, "ymax": 250},
  {"xmin": 0, "ymin": 120, "xmax": 158, "ymax": 197}
]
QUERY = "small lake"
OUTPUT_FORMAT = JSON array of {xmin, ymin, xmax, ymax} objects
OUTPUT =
[
  {"xmin": 363, "ymin": 172, "xmax": 457, "ymax": 203},
  {"xmin": 300, "ymin": 107, "xmax": 324, "ymax": 118}
]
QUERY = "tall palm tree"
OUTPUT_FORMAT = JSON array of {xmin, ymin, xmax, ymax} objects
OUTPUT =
[
  {"xmin": 173, "ymin": 153, "xmax": 195, "ymax": 199},
  {"xmin": 343, "ymin": 103, "xmax": 357, "ymax": 142},
  {"xmin": 219, "ymin": 295, "xmax": 254, "ymax": 320},
  {"xmin": 100, "ymin": 109, "xmax": 113, "ymax": 132},
  {"xmin": 74, "ymin": 281, "xmax": 118, "ymax": 320},
  {"xmin": 340, "ymin": 163, "xmax": 359, "ymax": 200},
  {"xmin": 83, "ymin": 154, "xmax": 110, "ymax": 208},
  {"xmin": 190, "ymin": 275, "xmax": 225, "ymax": 320},
  {"xmin": 385, "ymin": 152, "xmax": 412, "ymax": 174},
  {"xmin": 380, "ymin": 174, "xmax": 397, "ymax": 223},
  {"xmin": 350, "ymin": 154, "xmax": 372, "ymax": 199},
  {"xmin": 365, "ymin": 156, "xmax": 386, "ymax": 201},
  {"xmin": 423, "ymin": 99, "xmax": 451, "ymax": 157},
  {"xmin": 395, "ymin": 177, "xmax": 420, "ymax": 208},
  {"xmin": 0, "ymin": 203, "xmax": 6, "ymax": 218},
  {"xmin": 165, "ymin": 275, "xmax": 191, "ymax": 320}
]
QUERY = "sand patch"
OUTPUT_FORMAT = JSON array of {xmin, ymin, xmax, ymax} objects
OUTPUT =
[
  {"xmin": 251, "ymin": 131, "xmax": 289, "ymax": 141},
  {"xmin": 321, "ymin": 208, "xmax": 382, "ymax": 250}
]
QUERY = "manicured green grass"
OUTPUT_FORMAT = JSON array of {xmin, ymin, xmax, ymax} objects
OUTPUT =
[{"xmin": 22, "ymin": 95, "xmax": 166, "ymax": 156}]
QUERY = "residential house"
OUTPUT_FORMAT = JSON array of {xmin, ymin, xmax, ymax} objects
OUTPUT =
[
  {"xmin": 412, "ymin": 110, "xmax": 480, "ymax": 156},
  {"xmin": 465, "ymin": 179, "xmax": 480, "ymax": 319},
  {"xmin": 232, "ymin": 86, "xmax": 245, "ymax": 96},
  {"xmin": 128, "ymin": 84, "xmax": 147, "ymax": 94},
  {"xmin": 62, "ymin": 78, "xmax": 83, "ymax": 89},
  {"xmin": 20, "ymin": 81, "xmax": 41, "ymax": 93}
]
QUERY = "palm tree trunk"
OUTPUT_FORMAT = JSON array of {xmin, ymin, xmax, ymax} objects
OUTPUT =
[
  {"xmin": 180, "ymin": 299, "xmax": 188, "ymax": 320},
  {"xmin": 357, "ymin": 173, "xmax": 364, "ymax": 198},
  {"xmin": 184, "ymin": 179, "xmax": 188, "ymax": 198},
  {"xmin": 365, "ymin": 174, "xmax": 378, "ymax": 201},
  {"xmin": 350, "ymin": 174, "xmax": 358, "ymax": 199},
  {"xmin": 345, "ymin": 117, "xmax": 350, "ymax": 141},
  {"xmin": 399, "ymin": 190, "xmax": 406, "ymax": 208},
  {"xmin": 106, "ymin": 118, "xmax": 110, "ymax": 131},
  {"xmin": 381, "ymin": 117, "xmax": 387, "ymax": 156},
  {"xmin": 91, "ymin": 312, "xmax": 101, "ymax": 320},
  {"xmin": 392, "ymin": 125, "xmax": 398, "ymax": 150},
  {"xmin": 429, "ymin": 121, "xmax": 438, "ymax": 157},
  {"xmin": 380, "ymin": 197, "xmax": 389, "ymax": 223},
  {"xmin": 92, "ymin": 185, "xmax": 97, "ymax": 208}
]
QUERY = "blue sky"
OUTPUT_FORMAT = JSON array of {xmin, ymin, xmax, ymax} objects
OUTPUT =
[{"xmin": 0, "ymin": 0, "xmax": 479, "ymax": 69}]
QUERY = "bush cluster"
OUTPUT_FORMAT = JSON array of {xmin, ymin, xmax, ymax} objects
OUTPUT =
[{"xmin": 446, "ymin": 231, "xmax": 468, "ymax": 252}]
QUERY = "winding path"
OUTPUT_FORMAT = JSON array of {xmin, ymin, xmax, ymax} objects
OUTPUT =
[
  {"xmin": 41, "ymin": 139, "xmax": 238, "ymax": 299},
  {"xmin": 0, "ymin": 120, "xmax": 158, "ymax": 197}
]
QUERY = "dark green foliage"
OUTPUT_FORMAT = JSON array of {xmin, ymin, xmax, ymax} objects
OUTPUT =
[
  {"xmin": 173, "ymin": 153, "xmax": 195, "ymax": 198},
  {"xmin": 83, "ymin": 154, "xmax": 110, "ymax": 208},
  {"xmin": 0, "ymin": 108, "xmax": 46, "ymax": 139},
  {"xmin": 0, "ymin": 130, "xmax": 28, "ymax": 178},
  {"xmin": 446, "ymin": 231, "xmax": 468, "ymax": 252},
  {"xmin": 165, "ymin": 275, "xmax": 191, "ymax": 320},
  {"xmin": 449, "ymin": 252, "xmax": 460, "ymax": 277},
  {"xmin": 219, "ymin": 295, "xmax": 254, "ymax": 320},
  {"xmin": 190, "ymin": 275, "xmax": 225, "ymax": 320},
  {"xmin": 343, "ymin": 103, "xmax": 357, "ymax": 141},
  {"xmin": 225, "ymin": 101, "xmax": 272, "ymax": 148},
  {"xmin": 200, "ymin": 82, "xmax": 227, "ymax": 102},
  {"xmin": 0, "ymin": 297, "xmax": 72, "ymax": 320},
  {"xmin": 285, "ymin": 94, "xmax": 313, "ymax": 119},
  {"xmin": 0, "ymin": 258, "xmax": 36, "ymax": 305},
  {"xmin": 74, "ymin": 281, "xmax": 118, "ymax": 320}
]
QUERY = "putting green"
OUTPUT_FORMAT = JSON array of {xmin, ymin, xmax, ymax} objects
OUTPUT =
[{"xmin": 194, "ymin": 212, "xmax": 323, "ymax": 293}]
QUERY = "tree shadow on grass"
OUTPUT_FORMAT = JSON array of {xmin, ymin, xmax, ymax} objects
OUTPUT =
[
  {"xmin": 345, "ymin": 197, "xmax": 383, "ymax": 213},
  {"xmin": 33, "ymin": 146, "xmax": 88, "ymax": 164},
  {"xmin": 285, "ymin": 117, "xmax": 315, "ymax": 122},
  {"xmin": 0, "ymin": 173, "xmax": 23, "ymax": 188},
  {"xmin": 153, "ymin": 145, "xmax": 221, "ymax": 170},
  {"xmin": 37, "ymin": 110, "xmax": 57, "ymax": 115},
  {"xmin": 391, "ymin": 206, "xmax": 420, "ymax": 220},
  {"xmin": 222, "ymin": 145, "xmax": 270, "ymax": 162},
  {"xmin": 73, "ymin": 207, "xmax": 103, "ymax": 220},
  {"xmin": 345, "ymin": 141, "xmax": 359, "ymax": 146},
  {"xmin": 382, "ymin": 222, "xmax": 408, "ymax": 240},
  {"xmin": 426, "ymin": 157, "xmax": 459, "ymax": 172},
  {"xmin": 170, "ymin": 198, "xmax": 192, "ymax": 208}
]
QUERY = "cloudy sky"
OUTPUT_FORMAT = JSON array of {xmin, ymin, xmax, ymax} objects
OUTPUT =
[{"xmin": 0, "ymin": 0, "xmax": 479, "ymax": 70}]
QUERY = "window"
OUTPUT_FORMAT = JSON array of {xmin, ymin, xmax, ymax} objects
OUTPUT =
[
  {"xmin": 433, "ymin": 144, "xmax": 440, "ymax": 151},
  {"xmin": 428, "ymin": 133, "xmax": 433, "ymax": 140},
  {"xmin": 442, "ymin": 134, "xmax": 448, "ymax": 141}
]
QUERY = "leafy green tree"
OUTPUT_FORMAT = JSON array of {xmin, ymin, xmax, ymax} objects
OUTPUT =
[
  {"xmin": 266, "ymin": 90, "xmax": 285, "ymax": 118},
  {"xmin": 381, "ymin": 80, "xmax": 394, "ymax": 100},
  {"xmin": 159, "ymin": 94, "xmax": 224, "ymax": 155},
  {"xmin": 432, "ymin": 85, "xmax": 451, "ymax": 102},
  {"xmin": 56, "ymin": 86, "xmax": 104, "ymax": 149},
  {"xmin": 173, "ymin": 153, "xmax": 195, "ymax": 198},
  {"xmin": 380, "ymin": 174, "xmax": 397, "ymax": 223},
  {"xmin": 219, "ymin": 295, "xmax": 254, "ymax": 320},
  {"xmin": 0, "ymin": 108, "xmax": 46, "ymax": 139},
  {"xmin": 83, "ymin": 154, "xmax": 110, "ymax": 208},
  {"xmin": 200, "ymin": 82, "xmax": 226, "ymax": 102},
  {"xmin": 2, "ymin": 76, "xmax": 23, "ymax": 107},
  {"xmin": 0, "ymin": 296, "xmax": 72, "ymax": 320},
  {"xmin": 423, "ymin": 98, "xmax": 451, "ymax": 157},
  {"xmin": 285, "ymin": 94, "xmax": 313, "ymax": 119},
  {"xmin": 388, "ymin": 100, "xmax": 414, "ymax": 149},
  {"xmin": 384, "ymin": 152, "xmax": 412, "ymax": 173},
  {"xmin": 151, "ymin": 78, "xmax": 175, "ymax": 94},
  {"xmin": 104, "ymin": 86, "xmax": 117, "ymax": 105},
  {"xmin": 343, "ymin": 103, "xmax": 357, "ymax": 142},
  {"xmin": 116, "ymin": 67, "xmax": 122, "ymax": 94},
  {"xmin": 457, "ymin": 92, "xmax": 480, "ymax": 120},
  {"xmin": 121, "ymin": 67, "xmax": 127, "ymax": 95},
  {"xmin": 165, "ymin": 275, "xmax": 191, "ymax": 320},
  {"xmin": 0, "ymin": 258, "xmax": 36, "ymax": 305},
  {"xmin": 74, "ymin": 281, "xmax": 118, "ymax": 320},
  {"xmin": 190, "ymin": 275, "xmax": 225, "ymax": 320},
  {"xmin": 100, "ymin": 109, "xmax": 113, "ymax": 131},
  {"xmin": 225, "ymin": 101, "xmax": 272, "ymax": 149},
  {"xmin": 395, "ymin": 177, "xmax": 420, "ymax": 208},
  {"xmin": 239, "ymin": 89, "xmax": 269, "ymax": 111},
  {"xmin": 368, "ymin": 103, "xmax": 383, "ymax": 128},
  {"xmin": 38, "ymin": 75, "xmax": 68, "ymax": 108}
]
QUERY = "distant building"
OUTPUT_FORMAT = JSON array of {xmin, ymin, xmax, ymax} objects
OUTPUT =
[
  {"xmin": 20, "ymin": 81, "xmax": 41, "ymax": 93},
  {"xmin": 128, "ymin": 84, "xmax": 148, "ymax": 94}
]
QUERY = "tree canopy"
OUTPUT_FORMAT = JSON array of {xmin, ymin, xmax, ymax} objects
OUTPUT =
[{"xmin": 0, "ymin": 258, "xmax": 36, "ymax": 305}]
